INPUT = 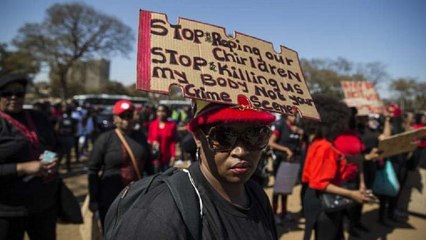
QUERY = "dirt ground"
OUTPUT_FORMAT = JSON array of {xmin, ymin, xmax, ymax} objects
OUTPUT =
[{"xmin": 53, "ymin": 160, "xmax": 426, "ymax": 240}]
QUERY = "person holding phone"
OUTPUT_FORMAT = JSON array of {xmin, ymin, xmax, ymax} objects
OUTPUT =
[
  {"xmin": 0, "ymin": 74, "xmax": 58, "ymax": 240},
  {"xmin": 301, "ymin": 95, "xmax": 377, "ymax": 240}
]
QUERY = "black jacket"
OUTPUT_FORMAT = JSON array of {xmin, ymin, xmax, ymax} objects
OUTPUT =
[{"xmin": 0, "ymin": 110, "xmax": 57, "ymax": 217}]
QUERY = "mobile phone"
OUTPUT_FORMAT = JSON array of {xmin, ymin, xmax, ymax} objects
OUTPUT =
[
  {"xmin": 365, "ymin": 189, "xmax": 379, "ymax": 203},
  {"xmin": 41, "ymin": 150, "xmax": 57, "ymax": 164}
]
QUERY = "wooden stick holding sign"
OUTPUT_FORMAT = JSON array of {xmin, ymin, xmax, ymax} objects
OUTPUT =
[
  {"xmin": 378, "ymin": 127, "xmax": 426, "ymax": 159},
  {"xmin": 136, "ymin": 10, "xmax": 319, "ymax": 120}
]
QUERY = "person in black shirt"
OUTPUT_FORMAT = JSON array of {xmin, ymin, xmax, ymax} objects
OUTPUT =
[
  {"xmin": 55, "ymin": 104, "xmax": 78, "ymax": 172},
  {"xmin": 0, "ymin": 74, "xmax": 58, "ymax": 240},
  {"xmin": 269, "ymin": 115, "xmax": 303, "ymax": 223},
  {"xmin": 112, "ymin": 100, "xmax": 278, "ymax": 239},
  {"xmin": 88, "ymin": 99, "xmax": 150, "ymax": 229}
]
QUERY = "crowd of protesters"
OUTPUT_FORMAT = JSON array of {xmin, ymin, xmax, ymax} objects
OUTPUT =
[{"xmin": 1, "ymin": 73, "xmax": 426, "ymax": 240}]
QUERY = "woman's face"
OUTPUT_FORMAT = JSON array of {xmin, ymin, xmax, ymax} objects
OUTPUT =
[
  {"xmin": 156, "ymin": 106, "xmax": 168, "ymax": 121},
  {"xmin": 0, "ymin": 82, "xmax": 26, "ymax": 113},
  {"xmin": 195, "ymin": 123, "xmax": 271, "ymax": 185},
  {"xmin": 286, "ymin": 115, "xmax": 296, "ymax": 124},
  {"xmin": 114, "ymin": 110, "xmax": 134, "ymax": 131}
]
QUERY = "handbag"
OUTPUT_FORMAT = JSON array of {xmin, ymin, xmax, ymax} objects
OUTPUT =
[
  {"xmin": 373, "ymin": 160, "xmax": 400, "ymax": 196},
  {"xmin": 79, "ymin": 195, "xmax": 103, "ymax": 240},
  {"xmin": 57, "ymin": 178, "xmax": 84, "ymax": 223},
  {"xmin": 320, "ymin": 192, "xmax": 354, "ymax": 213},
  {"xmin": 319, "ymin": 143, "xmax": 355, "ymax": 213},
  {"xmin": 115, "ymin": 129, "xmax": 142, "ymax": 179}
]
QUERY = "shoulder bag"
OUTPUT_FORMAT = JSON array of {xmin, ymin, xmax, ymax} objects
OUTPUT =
[{"xmin": 115, "ymin": 129, "xmax": 142, "ymax": 179}]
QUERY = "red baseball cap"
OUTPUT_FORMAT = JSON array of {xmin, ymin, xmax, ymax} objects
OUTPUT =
[
  {"xmin": 387, "ymin": 103, "xmax": 402, "ymax": 117},
  {"xmin": 113, "ymin": 99, "xmax": 134, "ymax": 115}
]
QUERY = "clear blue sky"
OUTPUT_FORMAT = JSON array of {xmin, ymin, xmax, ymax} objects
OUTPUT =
[{"xmin": 1, "ymin": 0, "xmax": 425, "ymax": 97}]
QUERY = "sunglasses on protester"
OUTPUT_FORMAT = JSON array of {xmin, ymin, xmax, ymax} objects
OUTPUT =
[
  {"xmin": 0, "ymin": 90, "xmax": 26, "ymax": 98},
  {"xmin": 118, "ymin": 112, "xmax": 133, "ymax": 120},
  {"xmin": 201, "ymin": 125, "xmax": 272, "ymax": 152}
]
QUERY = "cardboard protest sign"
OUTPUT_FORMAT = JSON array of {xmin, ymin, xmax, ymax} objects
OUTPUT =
[
  {"xmin": 137, "ymin": 10, "xmax": 319, "ymax": 120},
  {"xmin": 341, "ymin": 81, "xmax": 384, "ymax": 115},
  {"xmin": 378, "ymin": 127, "xmax": 426, "ymax": 159}
]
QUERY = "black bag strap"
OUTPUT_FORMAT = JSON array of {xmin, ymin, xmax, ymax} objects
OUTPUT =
[{"xmin": 164, "ymin": 169, "xmax": 202, "ymax": 240}]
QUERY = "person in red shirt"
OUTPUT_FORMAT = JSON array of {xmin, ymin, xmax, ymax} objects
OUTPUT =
[
  {"xmin": 333, "ymin": 119, "xmax": 379, "ymax": 236},
  {"xmin": 147, "ymin": 104, "xmax": 177, "ymax": 173},
  {"xmin": 301, "ymin": 95, "xmax": 376, "ymax": 240}
]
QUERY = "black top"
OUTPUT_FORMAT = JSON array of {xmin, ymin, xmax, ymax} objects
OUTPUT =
[
  {"xmin": 0, "ymin": 109, "xmax": 56, "ymax": 216},
  {"xmin": 88, "ymin": 129, "xmax": 149, "ymax": 208},
  {"xmin": 272, "ymin": 118, "xmax": 302, "ymax": 158},
  {"xmin": 56, "ymin": 113, "xmax": 78, "ymax": 137},
  {"xmin": 357, "ymin": 126, "xmax": 379, "ymax": 152},
  {"xmin": 116, "ymin": 161, "xmax": 277, "ymax": 240}
]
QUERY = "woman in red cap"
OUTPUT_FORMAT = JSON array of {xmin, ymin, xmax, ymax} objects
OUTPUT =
[
  {"xmin": 88, "ymin": 99, "xmax": 150, "ymax": 230},
  {"xmin": 110, "ymin": 100, "xmax": 278, "ymax": 239}
]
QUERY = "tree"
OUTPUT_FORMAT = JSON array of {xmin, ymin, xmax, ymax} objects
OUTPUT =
[
  {"xmin": 94, "ymin": 81, "xmax": 129, "ymax": 95},
  {"xmin": 301, "ymin": 58, "xmax": 389, "ymax": 98},
  {"xmin": 301, "ymin": 58, "xmax": 348, "ymax": 98},
  {"xmin": 413, "ymin": 82, "xmax": 426, "ymax": 110},
  {"xmin": 0, "ymin": 43, "xmax": 40, "ymax": 77},
  {"xmin": 13, "ymin": 2, "xmax": 134, "ymax": 101},
  {"xmin": 390, "ymin": 77, "xmax": 425, "ymax": 110}
]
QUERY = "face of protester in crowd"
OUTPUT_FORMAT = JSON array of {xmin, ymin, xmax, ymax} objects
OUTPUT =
[
  {"xmin": 195, "ymin": 122, "xmax": 271, "ymax": 184},
  {"xmin": 286, "ymin": 115, "xmax": 296, "ymax": 124},
  {"xmin": 0, "ymin": 82, "xmax": 26, "ymax": 114},
  {"xmin": 156, "ymin": 105, "xmax": 169, "ymax": 121},
  {"xmin": 189, "ymin": 100, "xmax": 275, "ymax": 187},
  {"xmin": 113, "ymin": 100, "xmax": 135, "ymax": 132}
]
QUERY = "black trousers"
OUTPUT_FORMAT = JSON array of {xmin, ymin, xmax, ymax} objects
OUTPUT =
[
  {"xmin": 304, "ymin": 187, "xmax": 344, "ymax": 240},
  {"xmin": 315, "ymin": 210, "xmax": 344, "ymax": 240},
  {"xmin": 0, "ymin": 207, "xmax": 57, "ymax": 240}
]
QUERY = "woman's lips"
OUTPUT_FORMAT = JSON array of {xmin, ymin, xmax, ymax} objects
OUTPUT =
[{"xmin": 231, "ymin": 162, "xmax": 251, "ymax": 175}]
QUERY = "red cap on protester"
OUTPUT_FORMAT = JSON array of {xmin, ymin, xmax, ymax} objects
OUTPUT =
[
  {"xmin": 387, "ymin": 103, "xmax": 402, "ymax": 117},
  {"xmin": 113, "ymin": 100, "xmax": 134, "ymax": 115},
  {"xmin": 188, "ymin": 99, "xmax": 276, "ymax": 132}
]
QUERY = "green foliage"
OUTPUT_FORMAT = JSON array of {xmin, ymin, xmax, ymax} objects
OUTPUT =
[
  {"xmin": 390, "ymin": 77, "xmax": 426, "ymax": 110},
  {"xmin": 0, "ymin": 43, "xmax": 39, "ymax": 77},
  {"xmin": 13, "ymin": 2, "xmax": 134, "ymax": 101},
  {"xmin": 90, "ymin": 81, "xmax": 129, "ymax": 95},
  {"xmin": 301, "ymin": 57, "xmax": 389, "ymax": 99}
]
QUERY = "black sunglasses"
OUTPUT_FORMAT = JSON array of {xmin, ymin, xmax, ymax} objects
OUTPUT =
[
  {"xmin": 119, "ymin": 112, "xmax": 133, "ymax": 120},
  {"xmin": 201, "ymin": 125, "xmax": 272, "ymax": 152},
  {"xmin": 0, "ymin": 90, "xmax": 26, "ymax": 98}
]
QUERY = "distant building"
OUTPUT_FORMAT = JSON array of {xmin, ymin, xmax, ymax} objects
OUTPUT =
[
  {"xmin": 67, "ymin": 59, "xmax": 110, "ymax": 90},
  {"xmin": 50, "ymin": 59, "xmax": 110, "ymax": 91}
]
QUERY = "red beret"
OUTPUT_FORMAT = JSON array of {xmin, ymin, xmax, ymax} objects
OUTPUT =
[
  {"xmin": 113, "ymin": 100, "xmax": 134, "ymax": 115},
  {"xmin": 188, "ymin": 100, "xmax": 275, "ymax": 132}
]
